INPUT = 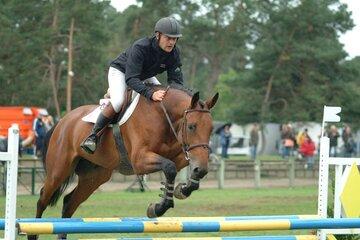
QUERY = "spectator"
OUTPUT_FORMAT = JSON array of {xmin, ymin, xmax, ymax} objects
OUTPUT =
[
  {"xmin": 327, "ymin": 125, "xmax": 339, "ymax": 157},
  {"xmin": 281, "ymin": 124, "xmax": 295, "ymax": 159},
  {"xmin": 278, "ymin": 124, "xmax": 286, "ymax": 156},
  {"xmin": 249, "ymin": 123, "xmax": 259, "ymax": 160},
  {"xmin": 0, "ymin": 136, "xmax": 7, "ymax": 152},
  {"xmin": 220, "ymin": 123, "xmax": 232, "ymax": 159},
  {"xmin": 342, "ymin": 124, "xmax": 355, "ymax": 157},
  {"xmin": 299, "ymin": 134, "xmax": 316, "ymax": 170},
  {"xmin": 43, "ymin": 114, "xmax": 54, "ymax": 132},
  {"xmin": 33, "ymin": 110, "xmax": 48, "ymax": 157},
  {"xmin": 296, "ymin": 128, "xmax": 308, "ymax": 147}
]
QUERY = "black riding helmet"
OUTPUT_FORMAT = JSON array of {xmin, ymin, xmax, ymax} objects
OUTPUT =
[{"xmin": 154, "ymin": 17, "xmax": 182, "ymax": 38}]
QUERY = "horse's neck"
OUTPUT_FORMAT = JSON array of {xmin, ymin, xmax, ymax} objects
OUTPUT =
[
  {"xmin": 164, "ymin": 89, "xmax": 190, "ymax": 116},
  {"xmin": 135, "ymin": 88, "xmax": 191, "ymax": 125}
]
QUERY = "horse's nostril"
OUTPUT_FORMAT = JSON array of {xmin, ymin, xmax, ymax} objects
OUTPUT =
[{"xmin": 192, "ymin": 166, "xmax": 208, "ymax": 178}]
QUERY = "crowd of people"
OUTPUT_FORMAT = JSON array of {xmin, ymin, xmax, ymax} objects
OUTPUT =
[
  {"xmin": 326, "ymin": 124, "xmax": 356, "ymax": 158},
  {"xmin": 0, "ymin": 109, "xmax": 54, "ymax": 157},
  {"xmin": 217, "ymin": 121, "xmax": 358, "ymax": 170},
  {"xmin": 279, "ymin": 123, "xmax": 357, "ymax": 169}
]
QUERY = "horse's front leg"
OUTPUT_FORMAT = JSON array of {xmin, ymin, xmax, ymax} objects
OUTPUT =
[
  {"xmin": 174, "ymin": 171, "xmax": 201, "ymax": 200},
  {"xmin": 174, "ymin": 156, "xmax": 208, "ymax": 200},
  {"xmin": 133, "ymin": 152, "xmax": 177, "ymax": 218}
]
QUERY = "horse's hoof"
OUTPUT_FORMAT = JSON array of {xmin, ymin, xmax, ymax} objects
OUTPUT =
[
  {"xmin": 147, "ymin": 203, "xmax": 158, "ymax": 218},
  {"xmin": 174, "ymin": 183, "xmax": 187, "ymax": 199},
  {"xmin": 27, "ymin": 235, "xmax": 38, "ymax": 240},
  {"xmin": 58, "ymin": 233, "xmax": 67, "ymax": 239}
]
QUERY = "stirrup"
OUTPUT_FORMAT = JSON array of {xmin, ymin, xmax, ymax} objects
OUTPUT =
[{"xmin": 80, "ymin": 134, "xmax": 98, "ymax": 154}]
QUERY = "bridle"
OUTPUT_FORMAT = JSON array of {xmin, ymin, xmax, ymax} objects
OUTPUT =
[
  {"xmin": 181, "ymin": 109, "xmax": 211, "ymax": 160},
  {"xmin": 160, "ymin": 102, "xmax": 211, "ymax": 161}
]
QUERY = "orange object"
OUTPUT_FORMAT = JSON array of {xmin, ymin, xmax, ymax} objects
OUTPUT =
[{"xmin": 0, "ymin": 106, "xmax": 47, "ymax": 139}]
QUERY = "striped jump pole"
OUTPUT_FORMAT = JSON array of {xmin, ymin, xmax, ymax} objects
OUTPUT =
[
  {"xmin": 18, "ymin": 218, "xmax": 360, "ymax": 235},
  {"xmin": 0, "ymin": 214, "xmax": 317, "ymax": 230},
  {"xmin": 80, "ymin": 236, "xmax": 318, "ymax": 240}
]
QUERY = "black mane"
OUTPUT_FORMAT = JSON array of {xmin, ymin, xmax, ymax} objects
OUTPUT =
[
  {"xmin": 146, "ymin": 83, "xmax": 207, "ymax": 108},
  {"xmin": 146, "ymin": 83, "xmax": 194, "ymax": 97}
]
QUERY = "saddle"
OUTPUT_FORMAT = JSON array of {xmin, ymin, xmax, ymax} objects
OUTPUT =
[{"xmin": 82, "ymin": 88, "xmax": 139, "ymax": 175}]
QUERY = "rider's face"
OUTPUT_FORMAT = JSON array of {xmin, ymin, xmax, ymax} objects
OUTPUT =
[{"xmin": 157, "ymin": 33, "xmax": 177, "ymax": 52}]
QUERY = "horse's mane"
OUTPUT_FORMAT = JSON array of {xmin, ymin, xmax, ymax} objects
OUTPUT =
[
  {"xmin": 146, "ymin": 83, "xmax": 206, "ymax": 108},
  {"xmin": 146, "ymin": 83, "xmax": 194, "ymax": 97}
]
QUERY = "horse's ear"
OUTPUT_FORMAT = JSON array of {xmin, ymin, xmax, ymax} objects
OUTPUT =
[
  {"xmin": 190, "ymin": 92, "xmax": 200, "ymax": 109},
  {"xmin": 205, "ymin": 92, "xmax": 219, "ymax": 110}
]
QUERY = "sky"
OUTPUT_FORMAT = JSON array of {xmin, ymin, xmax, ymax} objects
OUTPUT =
[{"xmin": 110, "ymin": 0, "xmax": 360, "ymax": 59}]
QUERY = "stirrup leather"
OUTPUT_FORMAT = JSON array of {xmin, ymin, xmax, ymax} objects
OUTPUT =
[{"xmin": 80, "ymin": 134, "xmax": 98, "ymax": 154}]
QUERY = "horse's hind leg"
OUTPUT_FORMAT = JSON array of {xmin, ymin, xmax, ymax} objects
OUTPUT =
[
  {"xmin": 27, "ymin": 154, "xmax": 76, "ymax": 240},
  {"xmin": 57, "ymin": 166, "xmax": 112, "ymax": 239}
]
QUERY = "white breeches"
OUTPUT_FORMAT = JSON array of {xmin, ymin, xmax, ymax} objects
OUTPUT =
[{"xmin": 108, "ymin": 67, "xmax": 161, "ymax": 113}]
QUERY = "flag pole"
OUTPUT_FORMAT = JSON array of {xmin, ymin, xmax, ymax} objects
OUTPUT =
[{"xmin": 321, "ymin": 105, "xmax": 327, "ymax": 137}]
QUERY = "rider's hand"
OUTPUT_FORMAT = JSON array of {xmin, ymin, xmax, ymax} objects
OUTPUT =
[{"xmin": 151, "ymin": 90, "xmax": 166, "ymax": 101}]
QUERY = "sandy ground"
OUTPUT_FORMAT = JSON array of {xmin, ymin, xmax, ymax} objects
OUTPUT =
[
  {"xmin": 96, "ymin": 178, "xmax": 318, "ymax": 192},
  {"xmin": 16, "ymin": 177, "xmax": 318, "ymax": 195}
]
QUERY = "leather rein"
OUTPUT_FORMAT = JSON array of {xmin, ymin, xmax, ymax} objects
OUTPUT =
[{"xmin": 159, "ymin": 89, "xmax": 210, "ymax": 161}]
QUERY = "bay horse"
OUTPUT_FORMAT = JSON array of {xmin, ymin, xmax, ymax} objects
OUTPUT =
[{"xmin": 29, "ymin": 84, "xmax": 218, "ymax": 239}]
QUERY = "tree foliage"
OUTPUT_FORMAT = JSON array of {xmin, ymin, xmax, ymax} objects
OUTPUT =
[
  {"xmin": 215, "ymin": 0, "xmax": 355, "ymax": 124},
  {"xmin": 0, "ymin": 0, "xmax": 112, "ymax": 117},
  {"xmin": 0, "ymin": 0, "xmax": 358, "ymax": 125}
]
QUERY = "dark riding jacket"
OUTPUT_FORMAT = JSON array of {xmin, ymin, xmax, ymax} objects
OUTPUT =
[{"xmin": 110, "ymin": 36, "xmax": 184, "ymax": 100}]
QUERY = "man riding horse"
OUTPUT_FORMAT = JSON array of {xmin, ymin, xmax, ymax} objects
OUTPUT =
[
  {"xmin": 81, "ymin": 16, "xmax": 184, "ymax": 154},
  {"xmin": 29, "ymin": 17, "xmax": 218, "ymax": 240}
]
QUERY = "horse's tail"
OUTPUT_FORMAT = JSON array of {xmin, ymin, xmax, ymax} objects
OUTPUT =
[
  {"xmin": 41, "ymin": 123, "xmax": 58, "ymax": 170},
  {"xmin": 42, "ymin": 123, "xmax": 73, "ymax": 206}
]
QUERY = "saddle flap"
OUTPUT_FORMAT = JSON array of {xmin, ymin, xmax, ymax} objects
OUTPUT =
[
  {"xmin": 81, "ymin": 91, "xmax": 140, "ymax": 126},
  {"xmin": 111, "ymin": 89, "xmax": 133, "ymax": 124}
]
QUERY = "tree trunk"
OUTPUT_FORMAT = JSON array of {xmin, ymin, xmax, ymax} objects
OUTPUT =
[
  {"xmin": 259, "ymin": 28, "xmax": 296, "ymax": 154},
  {"xmin": 188, "ymin": 56, "xmax": 198, "ymax": 88},
  {"xmin": 66, "ymin": 18, "xmax": 75, "ymax": 113},
  {"xmin": 208, "ymin": 56, "xmax": 221, "ymax": 95},
  {"xmin": 49, "ymin": 0, "xmax": 61, "ymax": 118}
]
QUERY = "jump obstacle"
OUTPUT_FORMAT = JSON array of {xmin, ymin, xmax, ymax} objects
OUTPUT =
[
  {"xmin": 14, "ymin": 218, "xmax": 360, "ymax": 235},
  {"xmin": 0, "ymin": 124, "xmax": 19, "ymax": 240},
  {"xmin": 79, "ymin": 237, "xmax": 318, "ymax": 240},
  {"xmin": 1, "ymin": 106, "xmax": 360, "ymax": 240}
]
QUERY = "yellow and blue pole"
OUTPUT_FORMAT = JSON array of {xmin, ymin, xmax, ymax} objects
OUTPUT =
[
  {"xmin": 80, "ymin": 236, "xmax": 318, "ymax": 240},
  {"xmin": 1, "ymin": 215, "xmax": 317, "ymax": 230},
  {"xmin": 17, "ymin": 218, "xmax": 360, "ymax": 235}
]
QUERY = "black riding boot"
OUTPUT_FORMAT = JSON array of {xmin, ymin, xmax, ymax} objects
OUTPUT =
[{"xmin": 81, "ymin": 113, "xmax": 112, "ymax": 154}]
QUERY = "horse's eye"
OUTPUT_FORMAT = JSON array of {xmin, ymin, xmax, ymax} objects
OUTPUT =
[{"xmin": 188, "ymin": 124, "xmax": 196, "ymax": 132}]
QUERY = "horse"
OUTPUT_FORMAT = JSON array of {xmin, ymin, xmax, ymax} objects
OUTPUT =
[{"xmin": 29, "ymin": 84, "xmax": 218, "ymax": 239}]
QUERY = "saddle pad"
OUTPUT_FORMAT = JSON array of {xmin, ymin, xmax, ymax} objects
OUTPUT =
[{"xmin": 81, "ymin": 91, "xmax": 140, "ymax": 126}]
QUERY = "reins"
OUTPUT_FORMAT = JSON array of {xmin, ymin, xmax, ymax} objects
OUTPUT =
[{"xmin": 160, "ymin": 87, "xmax": 181, "ymax": 143}]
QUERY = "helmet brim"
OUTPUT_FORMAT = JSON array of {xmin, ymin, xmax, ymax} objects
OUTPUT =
[{"xmin": 163, "ymin": 33, "xmax": 183, "ymax": 38}]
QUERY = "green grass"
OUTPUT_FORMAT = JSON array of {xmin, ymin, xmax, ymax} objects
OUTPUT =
[
  {"xmin": 0, "ymin": 186, "xmax": 318, "ymax": 239},
  {"xmin": 227, "ymin": 154, "xmax": 288, "ymax": 161}
]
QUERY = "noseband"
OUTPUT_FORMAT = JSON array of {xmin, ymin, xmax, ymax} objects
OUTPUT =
[{"xmin": 160, "ymin": 103, "xmax": 210, "ymax": 161}]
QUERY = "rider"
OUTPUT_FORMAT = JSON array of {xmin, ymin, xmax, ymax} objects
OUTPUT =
[{"xmin": 81, "ymin": 16, "xmax": 184, "ymax": 154}]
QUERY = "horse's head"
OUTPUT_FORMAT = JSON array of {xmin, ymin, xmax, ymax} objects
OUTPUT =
[{"xmin": 178, "ymin": 91, "xmax": 219, "ymax": 179}]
